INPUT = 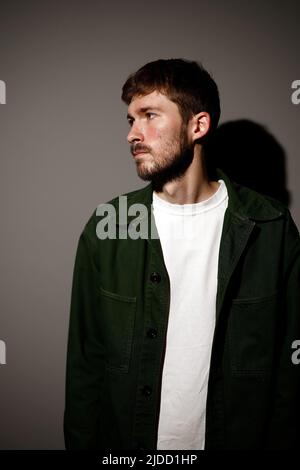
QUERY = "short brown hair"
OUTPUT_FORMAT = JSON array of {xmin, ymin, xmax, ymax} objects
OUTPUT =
[{"xmin": 121, "ymin": 58, "xmax": 220, "ymax": 133}]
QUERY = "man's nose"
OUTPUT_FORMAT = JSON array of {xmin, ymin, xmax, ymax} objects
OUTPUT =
[{"xmin": 127, "ymin": 122, "xmax": 144, "ymax": 144}]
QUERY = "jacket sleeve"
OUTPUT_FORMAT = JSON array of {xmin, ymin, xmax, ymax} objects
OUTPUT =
[
  {"xmin": 64, "ymin": 224, "xmax": 105, "ymax": 449},
  {"xmin": 266, "ymin": 209, "xmax": 300, "ymax": 448}
]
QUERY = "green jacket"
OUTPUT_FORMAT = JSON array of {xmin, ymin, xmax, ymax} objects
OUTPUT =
[{"xmin": 64, "ymin": 169, "xmax": 300, "ymax": 450}]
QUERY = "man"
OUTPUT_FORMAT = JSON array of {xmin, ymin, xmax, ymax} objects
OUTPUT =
[{"xmin": 64, "ymin": 59, "xmax": 300, "ymax": 450}]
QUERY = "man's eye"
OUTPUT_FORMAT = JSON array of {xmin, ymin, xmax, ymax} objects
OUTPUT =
[
  {"xmin": 146, "ymin": 112, "xmax": 156, "ymax": 119},
  {"xmin": 127, "ymin": 119, "xmax": 133, "ymax": 126}
]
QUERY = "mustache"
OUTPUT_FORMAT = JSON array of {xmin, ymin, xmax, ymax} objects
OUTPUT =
[{"xmin": 131, "ymin": 143, "xmax": 151, "ymax": 154}]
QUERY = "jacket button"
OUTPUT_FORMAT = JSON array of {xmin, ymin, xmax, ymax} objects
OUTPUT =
[
  {"xmin": 147, "ymin": 328, "xmax": 158, "ymax": 339},
  {"xmin": 141, "ymin": 385, "xmax": 152, "ymax": 397},
  {"xmin": 150, "ymin": 272, "xmax": 161, "ymax": 283}
]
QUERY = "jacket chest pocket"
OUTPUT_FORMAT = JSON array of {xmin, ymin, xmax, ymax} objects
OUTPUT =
[
  {"xmin": 227, "ymin": 292, "xmax": 279, "ymax": 376},
  {"xmin": 98, "ymin": 286, "xmax": 136, "ymax": 374}
]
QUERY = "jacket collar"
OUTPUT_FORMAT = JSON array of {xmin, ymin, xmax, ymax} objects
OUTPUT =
[
  {"xmin": 114, "ymin": 168, "xmax": 283, "ymax": 226},
  {"xmin": 214, "ymin": 168, "xmax": 283, "ymax": 221}
]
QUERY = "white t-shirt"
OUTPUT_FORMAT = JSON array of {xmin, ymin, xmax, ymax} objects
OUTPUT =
[{"xmin": 153, "ymin": 179, "xmax": 228, "ymax": 450}]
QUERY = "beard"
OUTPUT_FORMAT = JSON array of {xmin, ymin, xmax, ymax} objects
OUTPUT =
[{"xmin": 133, "ymin": 125, "xmax": 194, "ymax": 192}]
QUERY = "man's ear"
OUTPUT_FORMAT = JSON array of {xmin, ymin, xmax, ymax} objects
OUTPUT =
[{"xmin": 190, "ymin": 112, "xmax": 211, "ymax": 143}]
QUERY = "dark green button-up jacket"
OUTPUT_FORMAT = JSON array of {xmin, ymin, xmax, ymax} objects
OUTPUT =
[{"xmin": 64, "ymin": 169, "xmax": 300, "ymax": 450}]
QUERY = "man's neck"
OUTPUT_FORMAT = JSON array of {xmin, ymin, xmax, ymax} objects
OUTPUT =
[{"xmin": 154, "ymin": 152, "xmax": 219, "ymax": 205}]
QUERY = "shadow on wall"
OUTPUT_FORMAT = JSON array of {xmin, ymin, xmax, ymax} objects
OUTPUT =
[{"xmin": 204, "ymin": 120, "xmax": 291, "ymax": 208}]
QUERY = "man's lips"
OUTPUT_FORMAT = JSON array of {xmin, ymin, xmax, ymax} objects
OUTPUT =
[{"xmin": 132, "ymin": 151, "xmax": 149, "ymax": 157}]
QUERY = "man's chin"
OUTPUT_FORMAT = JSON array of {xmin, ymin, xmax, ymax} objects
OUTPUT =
[
  {"xmin": 136, "ymin": 171, "xmax": 155, "ymax": 182},
  {"xmin": 135, "ymin": 163, "xmax": 159, "ymax": 182},
  {"xmin": 136, "ymin": 170, "xmax": 174, "ymax": 192}
]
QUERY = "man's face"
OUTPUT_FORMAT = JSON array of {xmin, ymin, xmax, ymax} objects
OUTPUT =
[{"xmin": 127, "ymin": 91, "xmax": 194, "ymax": 189}]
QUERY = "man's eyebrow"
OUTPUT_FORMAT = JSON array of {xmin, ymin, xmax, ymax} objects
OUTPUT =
[{"xmin": 127, "ymin": 106, "xmax": 161, "ymax": 120}]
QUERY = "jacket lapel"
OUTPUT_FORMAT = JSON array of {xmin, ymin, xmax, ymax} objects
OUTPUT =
[
  {"xmin": 214, "ymin": 168, "xmax": 283, "ymax": 324},
  {"xmin": 215, "ymin": 211, "xmax": 255, "ymax": 322}
]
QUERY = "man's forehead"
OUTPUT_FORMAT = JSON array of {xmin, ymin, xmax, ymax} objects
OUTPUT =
[{"xmin": 128, "ymin": 91, "xmax": 172, "ymax": 113}]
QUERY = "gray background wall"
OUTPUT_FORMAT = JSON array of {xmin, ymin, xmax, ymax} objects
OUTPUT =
[{"xmin": 0, "ymin": 0, "xmax": 299, "ymax": 449}]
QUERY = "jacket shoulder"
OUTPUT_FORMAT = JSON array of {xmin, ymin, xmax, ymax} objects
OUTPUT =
[
  {"xmin": 230, "ymin": 178, "xmax": 290, "ymax": 222},
  {"xmin": 234, "ymin": 181, "xmax": 299, "ymax": 243}
]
